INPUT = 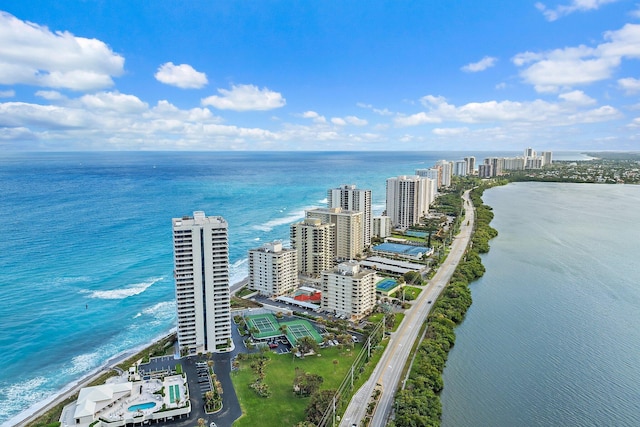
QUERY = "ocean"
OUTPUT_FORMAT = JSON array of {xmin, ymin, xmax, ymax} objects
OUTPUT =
[
  {"xmin": 441, "ymin": 182, "xmax": 640, "ymax": 426},
  {"xmin": 0, "ymin": 150, "xmax": 518, "ymax": 425}
]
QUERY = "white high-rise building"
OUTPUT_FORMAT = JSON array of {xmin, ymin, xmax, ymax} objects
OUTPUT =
[
  {"xmin": 415, "ymin": 168, "xmax": 440, "ymax": 188},
  {"xmin": 328, "ymin": 184, "xmax": 372, "ymax": 247},
  {"xmin": 290, "ymin": 218, "xmax": 335, "ymax": 277},
  {"xmin": 454, "ymin": 160, "xmax": 468, "ymax": 176},
  {"xmin": 172, "ymin": 211, "xmax": 233, "ymax": 355},
  {"xmin": 464, "ymin": 156, "xmax": 476, "ymax": 175},
  {"xmin": 306, "ymin": 207, "xmax": 364, "ymax": 261},
  {"xmin": 502, "ymin": 157, "xmax": 526, "ymax": 171},
  {"xmin": 248, "ymin": 241, "xmax": 297, "ymax": 297},
  {"xmin": 541, "ymin": 151, "xmax": 553, "ymax": 166},
  {"xmin": 386, "ymin": 175, "xmax": 432, "ymax": 230},
  {"xmin": 373, "ymin": 215, "xmax": 392, "ymax": 239},
  {"xmin": 435, "ymin": 160, "xmax": 453, "ymax": 187},
  {"xmin": 321, "ymin": 261, "xmax": 376, "ymax": 320}
]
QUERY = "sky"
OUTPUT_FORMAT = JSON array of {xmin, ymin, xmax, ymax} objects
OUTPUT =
[{"xmin": 1, "ymin": 0, "xmax": 639, "ymax": 151}]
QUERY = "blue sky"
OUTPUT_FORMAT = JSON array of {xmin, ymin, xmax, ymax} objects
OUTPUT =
[{"xmin": 1, "ymin": 0, "xmax": 639, "ymax": 151}]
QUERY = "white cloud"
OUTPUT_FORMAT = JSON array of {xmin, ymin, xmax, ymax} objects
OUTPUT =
[
  {"xmin": 461, "ymin": 56, "xmax": 497, "ymax": 72},
  {"xmin": 36, "ymin": 90, "xmax": 67, "ymax": 101},
  {"xmin": 433, "ymin": 127, "xmax": 469, "ymax": 136},
  {"xmin": 558, "ymin": 90, "xmax": 597, "ymax": 105},
  {"xmin": 618, "ymin": 77, "xmax": 640, "ymax": 94},
  {"xmin": 79, "ymin": 92, "xmax": 148, "ymax": 113},
  {"xmin": 0, "ymin": 11, "xmax": 124, "ymax": 90},
  {"xmin": 357, "ymin": 102, "xmax": 393, "ymax": 116},
  {"xmin": 345, "ymin": 115, "xmax": 368, "ymax": 126},
  {"xmin": 201, "ymin": 84, "xmax": 285, "ymax": 111},
  {"xmin": 495, "ymin": 82, "xmax": 507, "ymax": 90},
  {"xmin": 0, "ymin": 89, "xmax": 15, "ymax": 98},
  {"xmin": 395, "ymin": 93, "xmax": 620, "ymax": 127},
  {"xmin": 535, "ymin": 0, "xmax": 620, "ymax": 22},
  {"xmin": 331, "ymin": 115, "xmax": 368, "ymax": 126},
  {"xmin": 154, "ymin": 62, "xmax": 208, "ymax": 89},
  {"xmin": 299, "ymin": 110, "xmax": 327, "ymax": 123},
  {"xmin": 513, "ymin": 23, "xmax": 640, "ymax": 92},
  {"xmin": 394, "ymin": 112, "xmax": 442, "ymax": 127}
]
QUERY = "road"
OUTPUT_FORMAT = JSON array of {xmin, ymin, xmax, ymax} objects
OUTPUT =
[{"xmin": 339, "ymin": 190, "xmax": 475, "ymax": 427}]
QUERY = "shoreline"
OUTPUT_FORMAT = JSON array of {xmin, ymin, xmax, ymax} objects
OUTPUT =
[
  {"xmin": 4, "ymin": 331, "xmax": 175, "ymax": 427},
  {"xmin": 6, "ymin": 275, "xmax": 252, "ymax": 427}
]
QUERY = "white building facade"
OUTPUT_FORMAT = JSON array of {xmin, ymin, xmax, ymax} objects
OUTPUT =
[
  {"xmin": 248, "ymin": 241, "xmax": 297, "ymax": 297},
  {"xmin": 172, "ymin": 211, "xmax": 233, "ymax": 354},
  {"xmin": 321, "ymin": 261, "xmax": 376, "ymax": 320},
  {"xmin": 373, "ymin": 215, "xmax": 392, "ymax": 239},
  {"xmin": 386, "ymin": 175, "xmax": 432, "ymax": 230},
  {"xmin": 328, "ymin": 184, "xmax": 372, "ymax": 247}
]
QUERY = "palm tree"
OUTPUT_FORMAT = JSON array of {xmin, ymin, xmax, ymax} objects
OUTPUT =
[
  {"xmin": 197, "ymin": 418, "xmax": 206, "ymax": 427},
  {"xmin": 291, "ymin": 346, "xmax": 299, "ymax": 361}
]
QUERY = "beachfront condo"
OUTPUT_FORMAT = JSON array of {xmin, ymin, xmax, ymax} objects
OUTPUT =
[{"xmin": 172, "ymin": 211, "xmax": 233, "ymax": 354}]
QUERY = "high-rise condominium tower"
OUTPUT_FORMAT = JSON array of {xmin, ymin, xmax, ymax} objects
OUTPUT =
[
  {"xmin": 172, "ymin": 211, "xmax": 233, "ymax": 355},
  {"xmin": 290, "ymin": 218, "xmax": 335, "ymax": 277},
  {"xmin": 386, "ymin": 175, "xmax": 432, "ymax": 230},
  {"xmin": 327, "ymin": 184, "xmax": 372, "ymax": 247},
  {"xmin": 306, "ymin": 207, "xmax": 364, "ymax": 261}
]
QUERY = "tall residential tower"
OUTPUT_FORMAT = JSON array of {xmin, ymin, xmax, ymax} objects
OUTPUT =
[
  {"xmin": 328, "ymin": 184, "xmax": 372, "ymax": 247},
  {"xmin": 172, "ymin": 211, "xmax": 233, "ymax": 355}
]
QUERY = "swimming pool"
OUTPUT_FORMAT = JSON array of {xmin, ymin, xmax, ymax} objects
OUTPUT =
[{"xmin": 128, "ymin": 401, "xmax": 156, "ymax": 412}]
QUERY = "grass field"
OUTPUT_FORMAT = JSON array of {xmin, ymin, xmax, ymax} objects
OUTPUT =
[{"xmin": 232, "ymin": 345, "xmax": 362, "ymax": 427}]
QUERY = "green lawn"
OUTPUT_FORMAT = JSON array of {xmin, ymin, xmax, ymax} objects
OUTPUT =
[
  {"xmin": 367, "ymin": 312, "xmax": 384, "ymax": 323},
  {"xmin": 391, "ymin": 313, "xmax": 405, "ymax": 332},
  {"xmin": 391, "ymin": 286, "xmax": 422, "ymax": 301},
  {"xmin": 232, "ymin": 345, "xmax": 362, "ymax": 427}
]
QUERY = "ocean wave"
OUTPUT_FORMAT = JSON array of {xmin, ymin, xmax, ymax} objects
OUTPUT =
[
  {"xmin": 142, "ymin": 301, "xmax": 176, "ymax": 319},
  {"xmin": 318, "ymin": 197, "xmax": 328, "ymax": 204},
  {"xmin": 251, "ymin": 205, "xmax": 317, "ymax": 232},
  {"xmin": 65, "ymin": 352, "xmax": 101, "ymax": 376},
  {"xmin": 81, "ymin": 277, "xmax": 163, "ymax": 300}
]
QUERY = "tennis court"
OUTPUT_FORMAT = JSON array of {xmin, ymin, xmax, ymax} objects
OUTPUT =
[
  {"xmin": 281, "ymin": 319, "xmax": 323, "ymax": 346},
  {"xmin": 245, "ymin": 313, "xmax": 280, "ymax": 339}
]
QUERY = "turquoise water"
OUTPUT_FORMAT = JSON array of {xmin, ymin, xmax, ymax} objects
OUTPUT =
[
  {"xmin": 128, "ymin": 402, "xmax": 156, "ymax": 411},
  {"xmin": 441, "ymin": 182, "xmax": 640, "ymax": 427},
  {"xmin": 376, "ymin": 278, "xmax": 399, "ymax": 292},
  {"xmin": 1, "ymin": 150, "xmax": 527, "ymax": 424},
  {"xmin": 0, "ymin": 151, "xmax": 590, "ymax": 424}
]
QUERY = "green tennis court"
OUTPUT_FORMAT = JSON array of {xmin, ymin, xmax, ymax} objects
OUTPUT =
[
  {"xmin": 280, "ymin": 319, "xmax": 323, "ymax": 346},
  {"xmin": 245, "ymin": 313, "xmax": 280, "ymax": 339}
]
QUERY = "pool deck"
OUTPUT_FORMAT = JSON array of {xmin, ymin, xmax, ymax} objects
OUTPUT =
[{"xmin": 61, "ymin": 374, "xmax": 188, "ymax": 427}]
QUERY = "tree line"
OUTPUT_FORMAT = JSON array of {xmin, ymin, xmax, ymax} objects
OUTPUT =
[{"xmin": 389, "ymin": 185, "xmax": 499, "ymax": 427}]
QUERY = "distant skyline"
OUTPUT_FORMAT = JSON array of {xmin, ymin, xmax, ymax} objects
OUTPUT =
[{"xmin": 1, "ymin": 1, "xmax": 639, "ymax": 151}]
